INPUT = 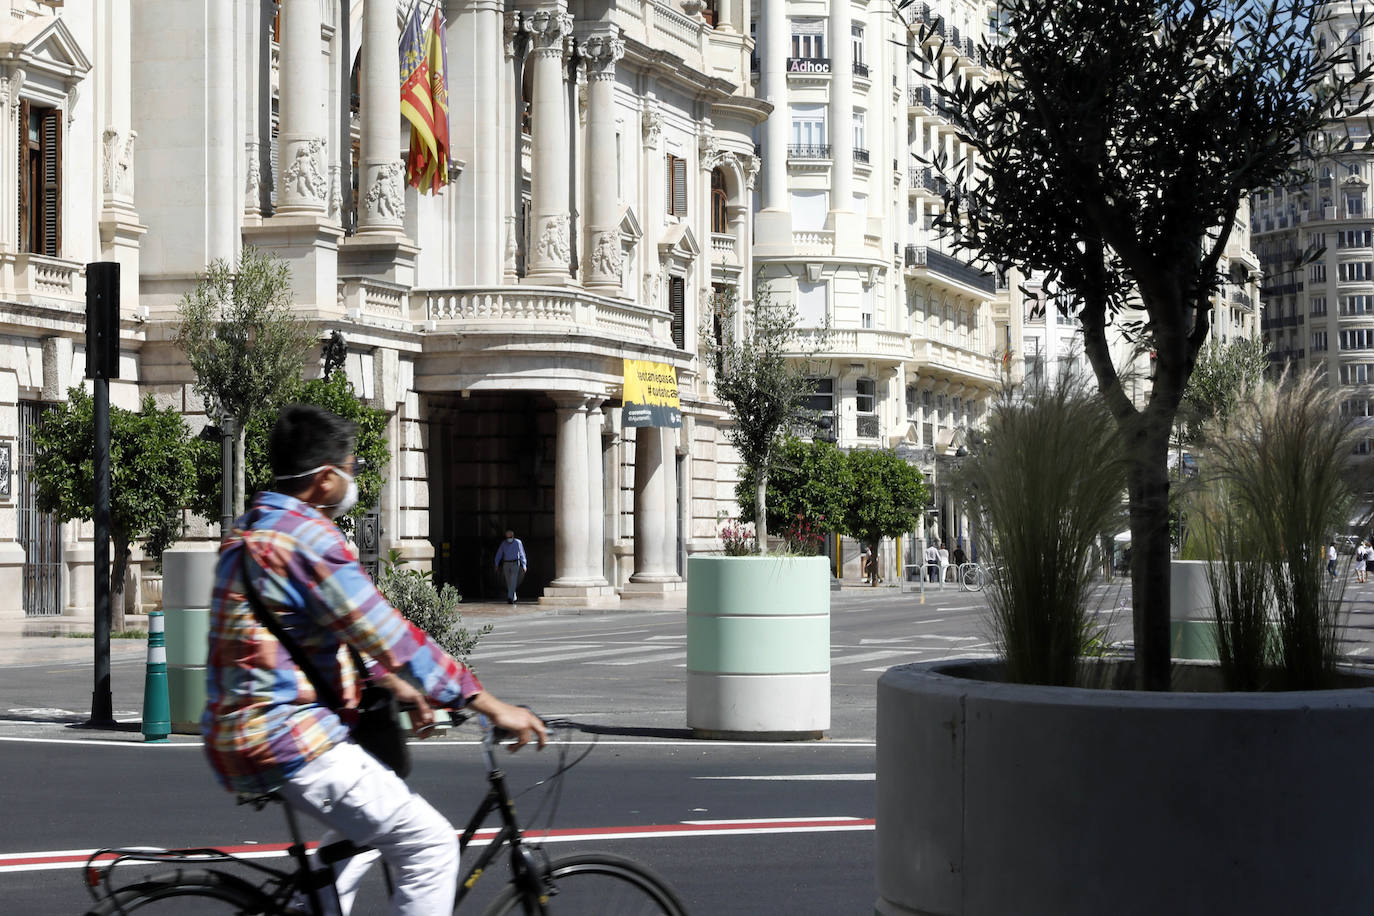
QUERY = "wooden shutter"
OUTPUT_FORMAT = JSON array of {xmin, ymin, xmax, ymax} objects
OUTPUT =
[
  {"xmin": 42, "ymin": 108, "xmax": 60, "ymax": 257},
  {"xmin": 17, "ymin": 99, "xmax": 28, "ymax": 251},
  {"xmin": 669, "ymin": 277, "xmax": 686, "ymax": 349},
  {"xmin": 665, "ymin": 155, "xmax": 675, "ymax": 214},
  {"xmin": 672, "ymin": 157, "xmax": 688, "ymax": 216}
]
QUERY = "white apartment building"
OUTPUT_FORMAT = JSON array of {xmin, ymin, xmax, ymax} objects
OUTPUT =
[
  {"xmin": 0, "ymin": 0, "xmax": 766, "ymax": 622},
  {"xmin": 751, "ymin": 0, "xmax": 1010, "ymax": 570},
  {"xmin": 1252, "ymin": 4, "xmax": 1374, "ymax": 454}
]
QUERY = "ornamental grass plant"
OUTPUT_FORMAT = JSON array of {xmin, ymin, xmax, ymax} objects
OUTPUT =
[
  {"xmin": 958, "ymin": 381, "xmax": 1127, "ymax": 686},
  {"xmin": 1201, "ymin": 370, "xmax": 1360, "ymax": 690}
]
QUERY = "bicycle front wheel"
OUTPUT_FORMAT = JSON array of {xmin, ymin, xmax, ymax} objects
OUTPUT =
[
  {"xmin": 84, "ymin": 867, "xmax": 275, "ymax": 915},
  {"xmin": 961, "ymin": 564, "xmax": 984, "ymax": 591},
  {"xmin": 482, "ymin": 852, "xmax": 686, "ymax": 916}
]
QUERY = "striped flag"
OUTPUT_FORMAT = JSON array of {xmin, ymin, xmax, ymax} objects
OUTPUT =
[{"xmin": 399, "ymin": 4, "xmax": 450, "ymax": 193}]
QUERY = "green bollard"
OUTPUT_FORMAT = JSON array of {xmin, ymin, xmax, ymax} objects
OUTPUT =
[{"xmin": 141, "ymin": 611, "xmax": 170, "ymax": 742}]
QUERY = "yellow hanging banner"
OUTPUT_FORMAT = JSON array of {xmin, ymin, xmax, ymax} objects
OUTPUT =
[{"xmin": 622, "ymin": 359, "xmax": 682, "ymax": 428}]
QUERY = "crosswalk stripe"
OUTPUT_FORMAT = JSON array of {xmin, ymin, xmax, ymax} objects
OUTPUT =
[
  {"xmin": 828, "ymin": 649, "xmax": 918, "ymax": 666},
  {"xmin": 598, "ymin": 651, "xmax": 687, "ymax": 666},
  {"xmin": 493, "ymin": 645, "xmax": 665, "ymax": 664},
  {"xmin": 469, "ymin": 643, "xmax": 597, "ymax": 662}
]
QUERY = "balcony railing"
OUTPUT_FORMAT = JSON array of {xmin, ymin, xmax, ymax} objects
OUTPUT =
[
  {"xmin": 908, "ymin": 85, "xmax": 935, "ymax": 109},
  {"xmin": 856, "ymin": 414, "xmax": 881, "ymax": 439},
  {"xmin": 710, "ymin": 232, "xmax": 737, "ymax": 261},
  {"xmin": 904, "ymin": 245, "xmax": 996, "ymax": 293},
  {"xmin": 420, "ymin": 287, "xmax": 670, "ymax": 344},
  {"xmin": 854, "ymin": 147, "xmax": 870, "ymax": 164},
  {"xmin": 1229, "ymin": 289, "xmax": 1253, "ymax": 309},
  {"xmin": 788, "ymin": 144, "xmax": 832, "ymax": 159},
  {"xmin": 909, "ymin": 167, "xmax": 947, "ymax": 195},
  {"xmin": 853, "ymin": 61, "xmax": 870, "ymax": 78},
  {"xmin": 792, "ymin": 230, "xmax": 834, "ymax": 255}
]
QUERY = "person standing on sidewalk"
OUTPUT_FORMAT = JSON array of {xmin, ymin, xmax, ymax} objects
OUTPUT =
[
  {"xmin": 1327, "ymin": 541, "xmax": 1339, "ymax": 579},
  {"xmin": 494, "ymin": 530, "xmax": 527, "ymax": 605},
  {"xmin": 925, "ymin": 542, "xmax": 940, "ymax": 582}
]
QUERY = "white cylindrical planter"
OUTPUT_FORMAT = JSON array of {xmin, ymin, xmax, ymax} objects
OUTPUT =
[
  {"xmin": 877, "ymin": 659, "xmax": 1374, "ymax": 916},
  {"xmin": 686, "ymin": 555, "xmax": 830, "ymax": 739},
  {"xmin": 1170, "ymin": 558, "xmax": 1216, "ymax": 660},
  {"xmin": 161, "ymin": 547, "xmax": 219, "ymax": 734}
]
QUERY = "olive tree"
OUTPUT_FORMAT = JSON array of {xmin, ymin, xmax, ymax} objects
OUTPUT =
[{"xmin": 911, "ymin": 0, "xmax": 1374, "ymax": 689}]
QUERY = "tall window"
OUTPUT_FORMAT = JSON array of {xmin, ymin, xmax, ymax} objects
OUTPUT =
[
  {"xmin": 791, "ymin": 21, "xmax": 825, "ymax": 58},
  {"xmin": 1347, "ymin": 191, "xmax": 1365, "ymax": 217},
  {"xmin": 852, "ymin": 111, "xmax": 866, "ymax": 154},
  {"xmin": 669, "ymin": 276, "xmax": 686, "ymax": 348},
  {"xmin": 19, "ymin": 102, "xmax": 61, "ymax": 257},
  {"xmin": 665, "ymin": 154, "xmax": 688, "ymax": 216},
  {"xmin": 790, "ymin": 105, "xmax": 826, "ymax": 150},
  {"xmin": 802, "ymin": 377, "xmax": 836, "ymax": 439},
  {"xmin": 851, "ymin": 24, "xmax": 866, "ymax": 65},
  {"xmin": 856, "ymin": 379, "xmax": 878, "ymax": 439},
  {"xmin": 710, "ymin": 168, "xmax": 728, "ymax": 233}
]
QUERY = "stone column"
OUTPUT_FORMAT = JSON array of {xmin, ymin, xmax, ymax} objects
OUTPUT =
[
  {"xmin": 754, "ymin": 0, "xmax": 791, "ymax": 251},
  {"xmin": 827, "ymin": 0, "xmax": 857, "ymax": 244},
  {"xmin": 356, "ymin": 0, "xmax": 405, "ymax": 234},
  {"xmin": 549, "ymin": 396, "xmax": 592, "ymax": 586},
  {"xmin": 627, "ymin": 426, "xmax": 682, "ymax": 591},
  {"xmin": 525, "ymin": 8, "xmax": 574, "ymax": 283},
  {"xmin": 582, "ymin": 32, "xmax": 625, "ymax": 290},
  {"xmin": 641, "ymin": 98, "xmax": 664, "ymax": 310},
  {"xmin": 585, "ymin": 398, "xmax": 609, "ymax": 586},
  {"xmin": 276, "ymin": 0, "xmax": 328, "ymax": 215}
]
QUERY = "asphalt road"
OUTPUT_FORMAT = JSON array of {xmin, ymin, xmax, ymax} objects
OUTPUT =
[{"xmin": 8, "ymin": 576, "xmax": 1374, "ymax": 914}]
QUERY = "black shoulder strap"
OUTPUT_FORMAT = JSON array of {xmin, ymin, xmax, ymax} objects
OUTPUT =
[{"xmin": 239, "ymin": 541, "xmax": 368, "ymax": 712}]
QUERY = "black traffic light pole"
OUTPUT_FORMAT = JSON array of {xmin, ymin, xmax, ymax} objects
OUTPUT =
[{"xmin": 85, "ymin": 262, "xmax": 119, "ymax": 729}]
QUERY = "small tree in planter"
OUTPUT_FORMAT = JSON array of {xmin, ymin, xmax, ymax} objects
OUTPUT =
[
  {"xmin": 703, "ymin": 284, "xmax": 826, "ymax": 554},
  {"xmin": 176, "ymin": 246, "xmax": 316, "ymax": 518},
  {"xmin": 376, "ymin": 550, "xmax": 491, "ymax": 664},
  {"xmin": 32, "ymin": 390, "xmax": 196, "ymax": 629},
  {"xmin": 909, "ymin": 0, "xmax": 1374, "ymax": 690},
  {"xmin": 841, "ymin": 450, "xmax": 927, "ymax": 587}
]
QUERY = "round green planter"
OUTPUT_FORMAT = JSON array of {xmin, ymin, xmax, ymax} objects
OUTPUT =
[{"xmin": 685, "ymin": 555, "xmax": 830, "ymax": 739}]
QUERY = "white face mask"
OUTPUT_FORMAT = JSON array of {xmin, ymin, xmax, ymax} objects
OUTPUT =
[
  {"xmin": 277, "ymin": 463, "xmax": 357, "ymax": 518},
  {"xmin": 323, "ymin": 465, "xmax": 358, "ymax": 519}
]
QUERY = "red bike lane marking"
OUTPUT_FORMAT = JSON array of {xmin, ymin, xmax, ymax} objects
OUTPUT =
[{"xmin": 0, "ymin": 817, "xmax": 876, "ymax": 873}]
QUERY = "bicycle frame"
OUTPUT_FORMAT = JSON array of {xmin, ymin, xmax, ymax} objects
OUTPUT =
[{"xmin": 86, "ymin": 718, "xmax": 557, "ymax": 915}]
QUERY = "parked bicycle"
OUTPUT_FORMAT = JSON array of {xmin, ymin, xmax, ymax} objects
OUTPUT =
[
  {"xmin": 82, "ymin": 714, "xmax": 686, "ymax": 915},
  {"xmin": 959, "ymin": 562, "xmax": 994, "ymax": 592}
]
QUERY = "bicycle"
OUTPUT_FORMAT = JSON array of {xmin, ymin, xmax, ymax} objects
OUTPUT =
[
  {"xmin": 960, "ymin": 562, "xmax": 994, "ymax": 592},
  {"xmin": 81, "ymin": 714, "xmax": 687, "ymax": 915}
]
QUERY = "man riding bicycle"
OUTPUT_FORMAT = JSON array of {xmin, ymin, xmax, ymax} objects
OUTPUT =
[{"xmin": 202, "ymin": 405, "xmax": 546, "ymax": 914}]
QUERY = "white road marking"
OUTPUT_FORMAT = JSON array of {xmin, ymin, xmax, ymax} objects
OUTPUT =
[
  {"xmin": 496, "ymin": 645, "xmax": 665, "ymax": 664},
  {"xmin": 598, "ymin": 651, "xmax": 687, "ymax": 666},
  {"xmin": 692, "ymin": 780, "xmax": 873, "ymax": 785},
  {"xmin": 828, "ymin": 650, "xmax": 920, "ymax": 666}
]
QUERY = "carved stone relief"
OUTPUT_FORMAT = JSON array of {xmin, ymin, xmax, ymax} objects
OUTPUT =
[
  {"xmin": 101, "ymin": 128, "xmax": 136, "ymax": 197},
  {"xmin": 536, "ymin": 213, "xmax": 570, "ymax": 264},
  {"xmin": 642, "ymin": 103, "xmax": 663, "ymax": 149},
  {"xmin": 283, "ymin": 137, "xmax": 328, "ymax": 203},
  {"xmin": 364, "ymin": 160, "xmax": 405, "ymax": 220},
  {"xmin": 590, "ymin": 230, "xmax": 622, "ymax": 278}
]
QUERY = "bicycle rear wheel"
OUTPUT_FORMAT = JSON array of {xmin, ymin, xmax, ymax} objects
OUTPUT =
[
  {"xmin": 482, "ymin": 852, "xmax": 686, "ymax": 916},
  {"xmin": 84, "ymin": 867, "xmax": 275, "ymax": 915},
  {"xmin": 961, "ymin": 564, "xmax": 984, "ymax": 591}
]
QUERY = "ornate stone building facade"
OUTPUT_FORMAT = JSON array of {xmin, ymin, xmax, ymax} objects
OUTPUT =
[{"xmin": 0, "ymin": 0, "xmax": 765, "ymax": 621}]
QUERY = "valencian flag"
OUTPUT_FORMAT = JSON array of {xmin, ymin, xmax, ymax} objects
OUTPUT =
[{"xmin": 399, "ymin": 3, "xmax": 451, "ymax": 193}]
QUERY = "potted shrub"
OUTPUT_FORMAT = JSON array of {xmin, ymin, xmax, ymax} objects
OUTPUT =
[
  {"xmin": 878, "ymin": 3, "xmax": 1374, "ymax": 913},
  {"xmin": 689, "ymin": 287, "xmax": 832, "ymax": 738}
]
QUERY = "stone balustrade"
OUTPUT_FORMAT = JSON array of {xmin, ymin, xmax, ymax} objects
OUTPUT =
[
  {"xmin": 0, "ymin": 253, "xmax": 85, "ymax": 306},
  {"xmin": 419, "ymin": 286, "xmax": 671, "ymax": 344},
  {"xmin": 792, "ymin": 230, "xmax": 834, "ymax": 255},
  {"xmin": 710, "ymin": 232, "xmax": 737, "ymax": 262}
]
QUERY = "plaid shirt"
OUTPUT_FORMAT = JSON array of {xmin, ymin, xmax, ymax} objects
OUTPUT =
[{"xmin": 202, "ymin": 490, "xmax": 483, "ymax": 794}]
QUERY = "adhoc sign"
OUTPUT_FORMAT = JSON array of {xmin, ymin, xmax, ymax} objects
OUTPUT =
[
  {"xmin": 787, "ymin": 57, "xmax": 831, "ymax": 74},
  {"xmin": 622, "ymin": 359, "xmax": 682, "ymax": 428}
]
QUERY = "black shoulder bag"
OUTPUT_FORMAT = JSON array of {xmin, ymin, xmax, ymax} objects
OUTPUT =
[{"xmin": 238, "ymin": 546, "xmax": 412, "ymax": 778}]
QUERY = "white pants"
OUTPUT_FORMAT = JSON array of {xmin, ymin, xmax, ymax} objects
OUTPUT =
[{"xmin": 279, "ymin": 740, "xmax": 459, "ymax": 915}]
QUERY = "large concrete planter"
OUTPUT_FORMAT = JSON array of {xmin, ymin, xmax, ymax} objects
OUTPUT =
[
  {"xmin": 876, "ymin": 659, "xmax": 1374, "ymax": 916},
  {"xmin": 686, "ymin": 555, "xmax": 830, "ymax": 739}
]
